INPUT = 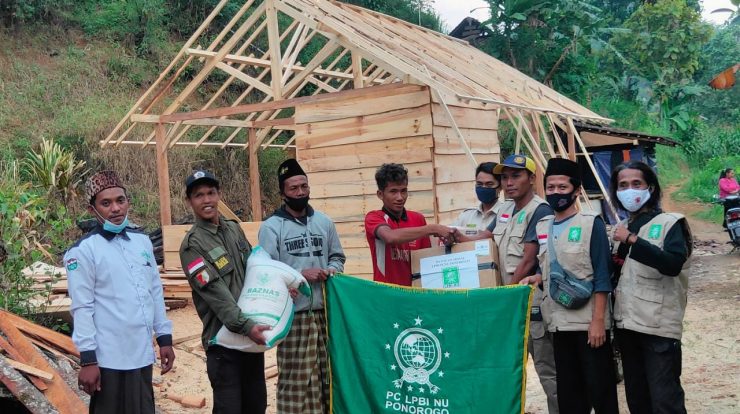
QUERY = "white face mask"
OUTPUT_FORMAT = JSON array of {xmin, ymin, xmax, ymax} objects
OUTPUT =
[{"xmin": 617, "ymin": 188, "xmax": 651, "ymax": 212}]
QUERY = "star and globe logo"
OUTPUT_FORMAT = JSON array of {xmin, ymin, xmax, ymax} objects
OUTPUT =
[{"xmin": 384, "ymin": 316, "xmax": 450, "ymax": 395}]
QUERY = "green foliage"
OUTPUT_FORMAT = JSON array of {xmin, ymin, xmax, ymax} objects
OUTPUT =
[
  {"xmin": 344, "ymin": 0, "xmax": 443, "ymax": 31},
  {"xmin": 692, "ymin": 24, "xmax": 740, "ymax": 123},
  {"xmin": 0, "ymin": 162, "xmax": 75, "ymax": 316},
  {"xmin": 79, "ymin": 0, "xmax": 168, "ymax": 56},
  {"xmin": 610, "ymin": 0, "xmax": 711, "ymax": 110},
  {"xmin": 22, "ymin": 138, "xmax": 88, "ymax": 204}
]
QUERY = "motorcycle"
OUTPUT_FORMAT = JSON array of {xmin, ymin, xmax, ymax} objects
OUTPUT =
[{"xmin": 716, "ymin": 196, "xmax": 740, "ymax": 251}]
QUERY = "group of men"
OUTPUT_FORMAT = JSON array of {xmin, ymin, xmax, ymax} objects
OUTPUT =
[{"xmin": 65, "ymin": 152, "xmax": 688, "ymax": 413}]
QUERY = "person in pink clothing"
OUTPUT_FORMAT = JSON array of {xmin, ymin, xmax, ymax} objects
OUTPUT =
[{"xmin": 719, "ymin": 168, "xmax": 740, "ymax": 199}]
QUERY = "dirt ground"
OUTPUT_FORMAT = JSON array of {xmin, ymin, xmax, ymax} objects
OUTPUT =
[{"xmin": 155, "ymin": 195, "xmax": 740, "ymax": 413}]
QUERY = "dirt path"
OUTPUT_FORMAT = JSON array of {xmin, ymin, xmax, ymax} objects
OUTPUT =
[{"xmin": 154, "ymin": 190, "xmax": 739, "ymax": 413}]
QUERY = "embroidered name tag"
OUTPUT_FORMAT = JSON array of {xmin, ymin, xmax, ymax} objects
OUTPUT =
[
  {"xmin": 568, "ymin": 226, "xmax": 582, "ymax": 242},
  {"xmin": 214, "ymin": 256, "xmax": 229, "ymax": 270},
  {"xmin": 516, "ymin": 211, "xmax": 526, "ymax": 224}
]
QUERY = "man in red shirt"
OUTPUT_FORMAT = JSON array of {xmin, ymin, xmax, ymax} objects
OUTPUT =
[{"xmin": 365, "ymin": 163, "xmax": 454, "ymax": 286}]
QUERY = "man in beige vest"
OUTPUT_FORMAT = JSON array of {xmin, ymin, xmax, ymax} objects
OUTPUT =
[
  {"xmin": 522, "ymin": 158, "xmax": 618, "ymax": 413},
  {"xmin": 486, "ymin": 154, "xmax": 558, "ymax": 413},
  {"xmin": 609, "ymin": 161, "xmax": 691, "ymax": 414}
]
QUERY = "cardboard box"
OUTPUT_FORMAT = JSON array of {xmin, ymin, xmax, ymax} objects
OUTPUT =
[{"xmin": 411, "ymin": 240, "xmax": 501, "ymax": 288}]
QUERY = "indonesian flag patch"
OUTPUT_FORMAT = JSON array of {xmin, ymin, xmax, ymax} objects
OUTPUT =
[
  {"xmin": 187, "ymin": 257, "xmax": 205, "ymax": 276},
  {"xmin": 195, "ymin": 270, "xmax": 211, "ymax": 287},
  {"xmin": 537, "ymin": 234, "xmax": 548, "ymax": 245}
]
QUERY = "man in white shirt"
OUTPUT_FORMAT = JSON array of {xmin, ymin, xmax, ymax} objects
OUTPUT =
[
  {"xmin": 65, "ymin": 170, "xmax": 174, "ymax": 414},
  {"xmin": 451, "ymin": 162, "xmax": 503, "ymax": 238}
]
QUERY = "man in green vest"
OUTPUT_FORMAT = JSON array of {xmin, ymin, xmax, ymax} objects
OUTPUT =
[
  {"xmin": 488, "ymin": 154, "xmax": 558, "ymax": 413},
  {"xmin": 179, "ymin": 170, "xmax": 269, "ymax": 414}
]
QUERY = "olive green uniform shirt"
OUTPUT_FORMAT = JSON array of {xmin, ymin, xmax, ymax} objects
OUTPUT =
[{"xmin": 179, "ymin": 217, "xmax": 255, "ymax": 350}]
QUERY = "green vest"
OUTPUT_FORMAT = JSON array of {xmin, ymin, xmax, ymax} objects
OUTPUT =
[
  {"xmin": 537, "ymin": 212, "xmax": 611, "ymax": 332},
  {"xmin": 613, "ymin": 213, "xmax": 690, "ymax": 340}
]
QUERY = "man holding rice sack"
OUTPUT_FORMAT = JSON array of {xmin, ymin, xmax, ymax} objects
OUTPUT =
[
  {"xmin": 259, "ymin": 159, "xmax": 346, "ymax": 414},
  {"xmin": 179, "ymin": 170, "xmax": 269, "ymax": 414}
]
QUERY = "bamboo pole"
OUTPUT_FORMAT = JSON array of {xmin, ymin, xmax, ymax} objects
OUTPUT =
[{"xmin": 566, "ymin": 117, "xmax": 617, "ymax": 218}]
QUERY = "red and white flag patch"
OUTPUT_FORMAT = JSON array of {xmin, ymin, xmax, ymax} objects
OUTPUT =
[
  {"xmin": 537, "ymin": 234, "xmax": 548, "ymax": 245},
  {"xmin": 195, "ymin": 270, "xmax": 211, "ymax": 287},
  {"xmin": 187, "ymin": 257, "xmax": 205, "ymax": 276}
]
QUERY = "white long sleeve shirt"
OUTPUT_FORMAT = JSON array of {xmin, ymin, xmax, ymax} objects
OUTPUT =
[{"xmin": 64, "ymin": 226, "xmax": 172, "ymax": 370}]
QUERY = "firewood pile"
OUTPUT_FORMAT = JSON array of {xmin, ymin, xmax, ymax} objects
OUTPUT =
[{"xmin": 0, "ymin": 310, "xmax": 89, "ymax": 413}]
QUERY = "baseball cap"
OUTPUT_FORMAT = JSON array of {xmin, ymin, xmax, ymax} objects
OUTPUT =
[
  {"xmin": 493, "ymin": 154, "xmax": 536, "ymax": 174},
  {"xmin": 185, "ymin": 170, "xmax": 219, "ymax": 195}
]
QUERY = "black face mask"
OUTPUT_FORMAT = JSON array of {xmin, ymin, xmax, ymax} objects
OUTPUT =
[
  {"xmin": 546, "ymin": 191, "xmax": 577, "ymax": 212},
  {"xmin": 284, "ymin": 195, "xmax": 309, "ymax": 211}
]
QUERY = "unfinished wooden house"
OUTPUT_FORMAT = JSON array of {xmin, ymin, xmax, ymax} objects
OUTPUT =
[{"xmin": 104, "ymin": 0, "xmax": 616, "ymax": 279}]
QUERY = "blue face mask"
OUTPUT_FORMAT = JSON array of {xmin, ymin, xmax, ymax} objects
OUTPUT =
[
  {"xmin": 475, "ymin": 186, "xmax": 499, "ymax": 205},
  {"xmin": 92, "ymin": 207, "xmax": 129, "ymax": 234}
]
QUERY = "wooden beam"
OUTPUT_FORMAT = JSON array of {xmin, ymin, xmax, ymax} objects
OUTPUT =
[
  {"xmin": 3, "ymin": 358, "xmax": 54, "ymax": 381},
  {"xmin": 186, "ymin": 48, "xmax": 370, "ymax": 83},
  {"xmin": 102, "ymin": 140, "xmax": 297, "ymax": 149},
  {"xmin": 0, "ymin": 357, "xmax": 57, "ymax": 414},
  {"xmin": 217, "ymin": 200, "xmax": 241, "ymax": 222},
  {"xmin": 160, "ymin": 82, "xmax": 409, "ymax": 123},
  {"xmin": 266, "ymin": 0, "xmax": 284, "ymax": 100},
  {"xmin": 351, "ymin": 50, "xmax": 363, "ymax": 88},
  {"xmin": 0, "ymin": 335, "xmax": 48, "ymax": 391},
  {"xmin": 0, "ymin": 315, "xmax": 86, "ymax": 413},
  {"xmin": 457, "ymin": 94, "xmax": 613, "ymax": 123},
  {"xmin": 155, "ymin": 124, "xmax": 172, "ymax": 226},
  {"xmin": 102, "ymin": 0, "xmax": 233, "ymax": 146},
  {"xmin": 215, "ymin": 62, "xmax": 274, "ymax": 96},
  {"xmin": 248, "ymin": 128, "xmax": 262, "ymax": 221},
  {"xmin": 283, "ymin": 39, "xmax": 340, "ymax": 96}
]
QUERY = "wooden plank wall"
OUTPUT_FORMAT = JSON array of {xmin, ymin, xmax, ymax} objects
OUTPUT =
[
  {"xmin": 431, "ymin": 94, "xmax": 501, "ymax": 225},
  {"xmin": 162, "ymin": 222, "xmax": 261, "ymax": 271},
  {"xmin": 295, "ymin": 84, "xmax": 435, "ymax": 279}
]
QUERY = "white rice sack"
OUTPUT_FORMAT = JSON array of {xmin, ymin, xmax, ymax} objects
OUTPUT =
[{"xmin": 214, "ymin": 246, "xmax": 311, "ymax": 352}]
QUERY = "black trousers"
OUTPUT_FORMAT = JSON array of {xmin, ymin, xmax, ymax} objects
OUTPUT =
[
  {"xmin": 552, "ymin": 331, "xmax": 619, "ymax": 414},
  {"xmin": 90, "ymin": 365, "xmax": 154, "ymax": 414},
  {"xmin": 206, "ymin": 345, "xmax": 267, "ymax": 414},
  {"xmin": 616, "ymin": 328, "xmax": 686, "ymax": 414}
]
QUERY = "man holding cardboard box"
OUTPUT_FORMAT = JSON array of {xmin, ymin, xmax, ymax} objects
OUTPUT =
[{"xmin": 365, "ymin": 163, "xmax": 454, "ymax": 286}]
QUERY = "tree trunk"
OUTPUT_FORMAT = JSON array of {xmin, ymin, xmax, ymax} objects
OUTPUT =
[{"xmin": 0, "ymin": 357, "xmax": 60, "ymax": 414}]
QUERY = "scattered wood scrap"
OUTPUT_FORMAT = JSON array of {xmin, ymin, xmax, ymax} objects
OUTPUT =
[
  {"xmin": 21, "ymin": 261, "xmax": 191, "ymax": 312},
  {"xmin": 0, "ymin": 311, "xmax": 87, "ymax": 413}
]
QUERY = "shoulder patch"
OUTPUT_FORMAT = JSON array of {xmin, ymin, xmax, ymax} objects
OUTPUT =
[
  {"xmin": 194, "ymin": 270, "xmax": 212, "ymax": 287},
  {"xmin": 65, "ymin": 258, "xmax": 79, "ymax": 271},
  {"xmin": 187, "ymin": 257, "xmax": 206, "ymax": 276}
]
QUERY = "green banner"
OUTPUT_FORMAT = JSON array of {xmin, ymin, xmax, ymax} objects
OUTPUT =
[{"xmin": 325, "ymin": 276, "xmax": 532, "ymax": 414}]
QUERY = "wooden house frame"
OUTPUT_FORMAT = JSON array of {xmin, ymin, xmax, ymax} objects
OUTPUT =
[{"xmin": 104, "ymin": 0, "xmax": 619, "ymax": 278}]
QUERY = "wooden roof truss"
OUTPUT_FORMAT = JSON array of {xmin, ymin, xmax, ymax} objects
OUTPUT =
[{"xmin": 102, "ymin": 0, "xmax": 620, "ymax": 224}]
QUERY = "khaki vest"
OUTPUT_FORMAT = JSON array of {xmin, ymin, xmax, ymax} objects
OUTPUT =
[
  {"xmin": 537, "ymin": 212, "xmax": 612, "ymax": 332},
  {"xmin": 613, "ymin": 213, "xmax": 691, "ymax": 340},
  {"xmin": 492, "ymin": 195, "xmax": 547, "ymax": 284}
]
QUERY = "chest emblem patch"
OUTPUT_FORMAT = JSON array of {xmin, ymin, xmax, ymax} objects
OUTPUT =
[
  {"xmin": 648, "ymin": 224, "xmax": 663, "ymax": 240},
  {"xmin": 567, "ymin": 227, "xmax": 582, "ymax": 242}
]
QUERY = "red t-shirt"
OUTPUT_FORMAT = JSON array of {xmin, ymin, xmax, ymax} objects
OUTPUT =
[{"xmin": 364, "ymin": 209, "xmax": 431, "ymax": 286}]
